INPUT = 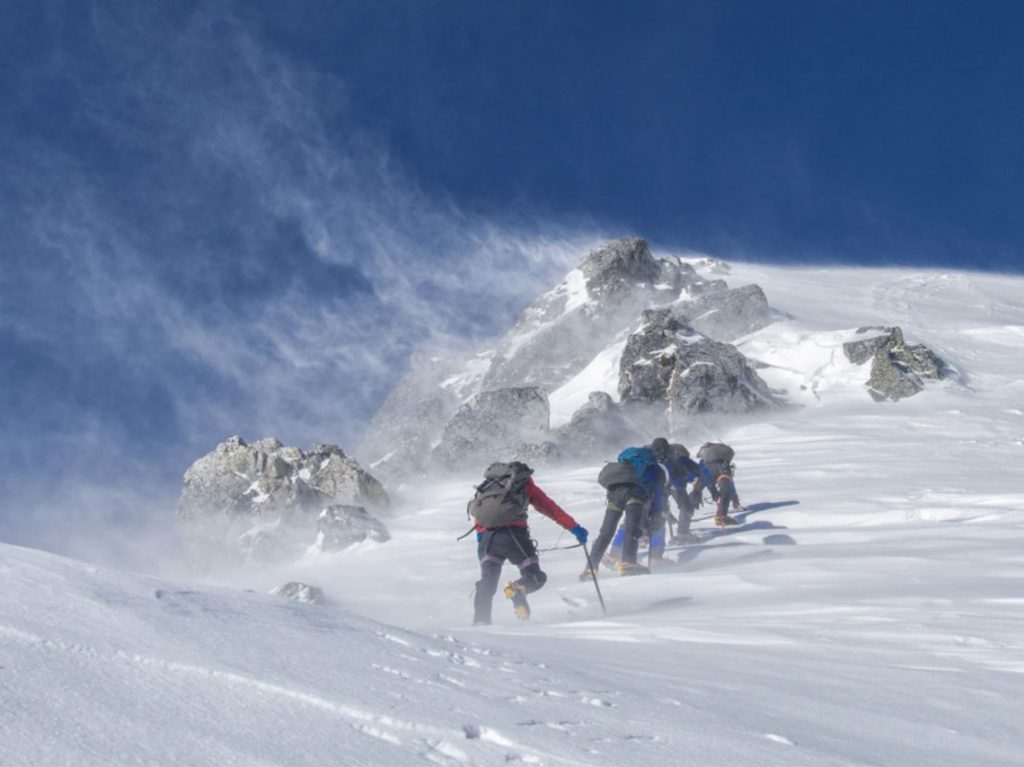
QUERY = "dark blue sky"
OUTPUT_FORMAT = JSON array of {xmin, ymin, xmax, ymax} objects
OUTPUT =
[
  {"xmin": 244, "ymin": 0, "xmax": 1024, "ymax": 268},
  {"xmin": 2, "ymin": 1, "xmax": 1023, "ymax": 561}
]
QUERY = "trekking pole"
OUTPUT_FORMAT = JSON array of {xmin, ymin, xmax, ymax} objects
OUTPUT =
[{"xmin": 581, "ymin": 541, "xmax": 607, "ymax": 617}]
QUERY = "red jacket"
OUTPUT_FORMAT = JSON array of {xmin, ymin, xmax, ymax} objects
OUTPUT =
[{"xmin": 474, "ymin": 477, "xmax": 578, "ymax": 532}]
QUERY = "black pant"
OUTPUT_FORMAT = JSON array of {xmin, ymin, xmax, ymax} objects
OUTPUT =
[
  {"xmin": 474, "ymin": 527, "xmax": 547, "ymax": 624},
  {"xmin": 588, "ymin": 484, "xmax": 648, "ymax": 569},
  {"xmin": 671, "ymin": 487, "xmax": 695, "ymax": 533}
]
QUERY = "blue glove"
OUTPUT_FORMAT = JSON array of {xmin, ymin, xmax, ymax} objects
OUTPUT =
[{"xmin": 570, "ymin": 525, "xmax": 588, "ymax": 544}]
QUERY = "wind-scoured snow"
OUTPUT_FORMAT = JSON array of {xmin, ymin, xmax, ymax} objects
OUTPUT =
[
  {"xmin": 4, "ymin": 261, "xmax": 1024, "ymax": 765},
  {"xmin": 548, "ymin": 339, "xmax": 627, "ymax": 427}
]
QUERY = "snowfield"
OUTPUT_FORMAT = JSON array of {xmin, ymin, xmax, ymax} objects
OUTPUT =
[{"xmin": 3, "ymin": 261, "xmax": 1024, "ymax": 766}]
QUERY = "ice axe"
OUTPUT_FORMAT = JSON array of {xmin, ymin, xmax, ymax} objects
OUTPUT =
[{"xmin": 581, "ymin": 541, "xmax": 607, "ymax": 617}]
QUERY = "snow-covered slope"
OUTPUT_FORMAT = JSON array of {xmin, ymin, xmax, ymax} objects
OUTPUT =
[{"xmin": 5, "ymin": 262, "xmax": 1024, "ymax": 765}]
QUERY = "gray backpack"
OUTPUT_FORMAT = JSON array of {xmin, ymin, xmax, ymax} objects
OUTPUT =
[
  {"xmin": 467, "ymin": 462, "xmax": 533, "ymax": 529},
  {"xmin": 597, "ymin": 461, "xmax": 639, "ymax": 489},
  {"xmin": 697, "ymin": 442, "xmax": 735, "ymax": 463}
]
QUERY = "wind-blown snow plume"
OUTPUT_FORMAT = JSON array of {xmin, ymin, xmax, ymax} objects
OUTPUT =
[{"xmin": 0, "ymin": 4, "xmax": 599, "ymax": 562}]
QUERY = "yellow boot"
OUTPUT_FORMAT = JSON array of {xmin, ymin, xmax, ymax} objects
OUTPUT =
[{"xmin": 503, "ymin": 580, "xmax": 530, "ymax": 620}]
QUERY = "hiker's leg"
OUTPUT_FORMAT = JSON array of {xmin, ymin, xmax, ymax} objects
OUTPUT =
[
  {"xmin": 673, "ymin": 488, "xmax": 695, "ymax": 534},
  {"xmin": 715, "ymin": 476, "xmax": 734, "ymax": 520},
  {"xmin": 607, "ymin": 525, "xmax": 626, "ymax": 563},
  {"xmin": 473, "ymin": 531, "xmax": 504, "ymax": 624},
  {"xmin": 587, "ymin": 498, "xmax": 624, "ymax": 568},
  {"xmin": 648, "ymin": 509, "xmax": 667, "ymax": 560},
  {"xmin": 506, "ymin": 527, "xmax": 547, "ymax": 593},
  {"xmin": 619, "ymin": 491, "xmax": 648, "ymax": 564}
]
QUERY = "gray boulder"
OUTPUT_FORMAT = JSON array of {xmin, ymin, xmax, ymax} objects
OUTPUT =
[
  {"xmin": 580, "ymin": 237, "xmax": 663, "ymax": 302},
  {"xmin": 509, "ymin": 440, "xmax": 564, "ymax": 468},
  {"xmin": 433, "ymin": 387, "xmax": 551, "ymax": 468},
  {"xmin": 553, "ymin": 391, "xmax": 639, "ymax": 459},
  {"xmin": 619, "ymin": 309, "xmax": 779, "ymax": 414},
  {"xmin": 481, "ymin": 239, "xmax": 702, "ymax": 393},
  {"xmin": 313, "ymin": 504, "xmax": 391, "ymax": 552},
  {"xmin": 176, "ymin": 436, "xmax": 389, "ymax": 567},
  {"xmin": 843, "ymin": 326, "xmax": 948, "ymax": 401},
  {"xmin": 677, "ymin": 284, "xmax": 780, "ymax": 341}
]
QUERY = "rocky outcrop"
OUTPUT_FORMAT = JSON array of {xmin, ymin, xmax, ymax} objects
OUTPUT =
[
  {"xmin": 312, "ymin": 504, "xmax": 391, "ymax": 552},
  {"xmin": 619, "ymin": 309, "xmax": 779, "ymax": 414},
  {"xmin": 433, "ymin": 387, "xmax": 551, "ymax": 469},
  {"xmin": 508, "ymin": 440, "xmax": 564, "ymax": 468},
  {"xmin": 553, "ymin": 391, "xmax": 639, "ymax": 459},
  {"xmin": 358, "ymin": 352, "xmax": 463, "ymax": 480},
  {"xmin": 176, "ymin": 436, "xmax": 389, "ymax": 567},
  {"xmin": 677, "ymin": 284, "xmax": 780, "ymax": 342},
  {"xmin": 580, "ymin": 237, "xmax": 663, "ymax": 301},
  {"xmin": 357, "ymin": 238, "xmax": 785, "ymax": 477},
  {"xmin": 480, "ymin": 239, "xmax": 704, "ymax": 393},
  {"xmin": 843, "ymin": 326, "xmax": 948, "ymax": 401}
]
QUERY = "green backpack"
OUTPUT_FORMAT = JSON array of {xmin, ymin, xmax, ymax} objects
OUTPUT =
[{"xmin": 467, "ymin": 462, "xmax": 534, "ymax": 529}]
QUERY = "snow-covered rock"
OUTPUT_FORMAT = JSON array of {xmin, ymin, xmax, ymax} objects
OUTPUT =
[
  {"xmin": 481, "ymin": 238, "xmax": 690, "ymax": 392},
  {"xmin": 508, "ymin": 440, "xmax": 564, "ymax": 468},
  {"xmin": 619, "ymin": 309, "xmax": 780, "ymax": 414},
  {"xmin": 433, "ymin": 387, "xmax": 551, "ymax": 468},
  {"xmin": 176, "ymin": 436, "xmax": 389, "ymax": 567},
  {"xmin": 358, "ymin": 351, "xmax": 463, "ymax": 480},
  {"xmin": 359, "ymin": 239, "xmax": 739, "ymax": 473},
  {"xmin": 678, "ymin": 283, "xmax": 781, "ymax": 341},
  {"xmin": 843, "ymin": 326, "xmax": 949, "ymax": 401},
  {"xmin": 313, "ymin": 504, "xmax": 391, "ymax": 552},
  {"xmin": 270, "ymin": 581, "xmax": 324, "ymax": 604},
  {"xmin": 553, "ymin": 391, "xmax": 640, "ymax": 459}
]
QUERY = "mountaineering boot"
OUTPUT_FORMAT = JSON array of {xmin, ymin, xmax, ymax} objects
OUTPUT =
[
  {"xmin": 616, "ymin": 561, "xmax": 651, "ymax": 576},
  {"xmin": 504, "ymin": 580, "xmax": 531, "ymax": 620},
  {"xmin": 579, "ymin": 566, "xmax": 597, "ymax": 582},
  {"xmin": 715, "ymin": 514, "xmax": 739, "ymax": 528}
]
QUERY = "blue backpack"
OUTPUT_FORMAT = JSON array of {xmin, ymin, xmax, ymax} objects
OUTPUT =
[{"xmin": 616, "ymin": 446, "xmax": 657, "ymax": 484}]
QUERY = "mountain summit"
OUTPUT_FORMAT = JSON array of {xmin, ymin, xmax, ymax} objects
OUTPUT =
[{"xmin": 360, "ymin": 239, "xmax": 785, "ymax": 477}]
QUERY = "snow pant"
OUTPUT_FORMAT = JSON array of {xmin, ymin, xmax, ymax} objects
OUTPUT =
[
  {"xmin": 588, "ymin": 484, "xmax": 648, "ymax": 570},
  {"xmin": 610, "ymin": 504, "xmax": 666, "ymax": 562},
  {"xmin": 646, "ymin": 508, "xmax": 667, "ymax": 560},
  {"xmin": 473, "ymin": 526, "xmax": 546, "ymax": 625},
  {"xmin": 670, "ymin": 487, "xmax": 695, "ymax": 534}
]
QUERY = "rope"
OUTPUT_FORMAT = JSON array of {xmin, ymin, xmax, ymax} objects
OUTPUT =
[{"xmin": 538, "ymin": 542, "xmax": 583, "ymax": 552}]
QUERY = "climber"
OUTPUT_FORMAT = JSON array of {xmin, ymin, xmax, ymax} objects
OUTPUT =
[
  {"xmin": 467, "ymin": 461, "xmax": 587, "ymax": 625},
  {"xmin": 585, "ymin": 441, "xmax": 667, "ymax": 578}
]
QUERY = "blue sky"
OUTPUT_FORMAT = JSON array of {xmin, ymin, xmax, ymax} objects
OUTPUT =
[{"xmin": 2, "ymin": 1, "xmax": 1022, "ymax": 560}]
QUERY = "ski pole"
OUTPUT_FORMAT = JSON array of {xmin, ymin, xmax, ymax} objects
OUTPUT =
[{"xmin": 581, "ymin": 541, "xmax": 607, "ymax": 617}]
